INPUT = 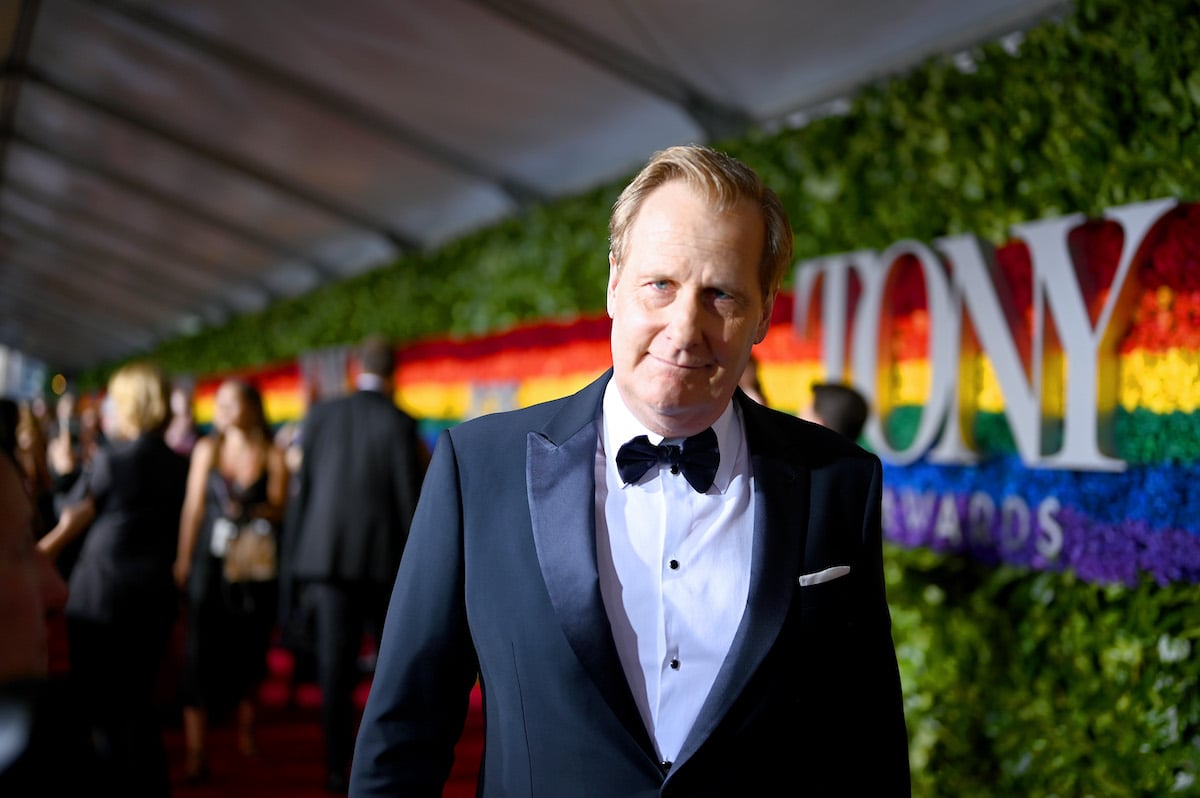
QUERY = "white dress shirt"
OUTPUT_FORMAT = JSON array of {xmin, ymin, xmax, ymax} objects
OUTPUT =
[{"xmin": 594, "ymin": 382, "xmax": 754, "ymax": 763}]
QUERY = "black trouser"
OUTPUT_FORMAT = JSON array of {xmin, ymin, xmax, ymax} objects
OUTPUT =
[{"xmin": 306, "ymin": 581, "xmax": 390, "ymax": 778}]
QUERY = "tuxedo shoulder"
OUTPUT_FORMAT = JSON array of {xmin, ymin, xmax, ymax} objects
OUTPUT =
[
  {"xmin": 449, "ymin": 373, "xmax": 603, "ymax": 444},
  {"xmin": 448, "ymin": 397, "xmax": 564, "ymax": 441},
  {"xmin": 746, "ymin": 402, "xmax": 877, "ymax": 469}
]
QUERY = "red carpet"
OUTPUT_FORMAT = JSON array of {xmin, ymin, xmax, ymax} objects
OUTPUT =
[{"xmin": 164, "ymin": 645, "xmax": 483, "ymax": 797}]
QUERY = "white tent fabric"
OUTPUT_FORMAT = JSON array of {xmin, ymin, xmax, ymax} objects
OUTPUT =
[{"xmin": 0, "ymin": 0, "xmax": 1065, "ymax": 373}]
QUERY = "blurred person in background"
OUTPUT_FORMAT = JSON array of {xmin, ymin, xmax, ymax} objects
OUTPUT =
[
  {"xmin": 165, "ymin": 382, "xmax": 200, "ymax": 458},
  {"xmin": 0, "ymin": 444, "xmax": 93, "ymax": 794},
  {"xmin": 0, "ymin": 447, "xmax": 65, "ymax": 685},
  {"xmin": 286, "ymin": 334, "xmax": 428, "ymax": 792},
  {"xmin": 46, "ymin": 390, "xmax": 106, "ymax": 506},
  {"xmin": 37, "ymin": 362, "xmax": 189, "ymax": 796},
  {"xmin": 27, "ymin": 395, "xmax": 52, "ymax": 444},
  {"xmin": 1, "ymin": 399, "xmax": 62, "ymax": 690},
  {"xmin": 175, "ymin": 378, "xmax": 288, "ymax": 785},
  {"xmin": 15, "ymin": 401, "xmax": 53, "ymax": 534},
  {"xmin": 46, "ymin": 391, "xmax": 89, "ymax": 579},
  {"xmin": 738, "ymin": 353, "xmax": 767, "ymax": 405},
  {"xmin": 47, "ymin": 391, "xmax": 82, "ymax": 495},
  {"xmin": 77, "ymin": 398, "xmax": 105, "ymax": 464},
  {"xmin": 800, "ymin": 382, "xmax": 870, "ymax": 442}
]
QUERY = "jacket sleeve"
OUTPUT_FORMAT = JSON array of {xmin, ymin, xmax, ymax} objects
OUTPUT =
[{"xmin": 349, "ymin": 428, "xmax": 479, "ymax": 797}]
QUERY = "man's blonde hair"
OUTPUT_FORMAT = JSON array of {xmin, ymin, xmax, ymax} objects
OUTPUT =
[{"xmin": 609, "ymin": 144, "xmax": 793, "ymax": 303}]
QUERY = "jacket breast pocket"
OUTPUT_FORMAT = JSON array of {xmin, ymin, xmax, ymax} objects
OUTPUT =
[{"xmin": 795, "ymin": 569, "xmax": 856, "ymax": 637}]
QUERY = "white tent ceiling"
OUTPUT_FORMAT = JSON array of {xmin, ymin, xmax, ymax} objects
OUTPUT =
[{"xmin": 0, "ymin": 0, "xmax": 1066, "ymax": 374}]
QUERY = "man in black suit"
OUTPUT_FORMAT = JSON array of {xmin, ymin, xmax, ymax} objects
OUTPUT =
[
  {"xmin": 351, "ymin": 145, "xmax": 910, "ymax": 796},
  {"xmin": 288, "ymin": 335, "xmax": 428, "ymax": 792}
]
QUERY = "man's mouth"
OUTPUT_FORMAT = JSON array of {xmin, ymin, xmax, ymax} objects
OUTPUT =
[{"xmin": 650, "ymin": 354, "xmax": 707, "ymax": 370}]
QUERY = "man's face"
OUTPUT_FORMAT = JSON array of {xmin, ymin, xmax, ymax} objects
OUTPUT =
[
  {"xmin": 608, "ymin": 180, "xmax": 773, "ymax": 438},
  {"xmin": 0, "ymin": 454, "xmax": 67, "ymax": 681}
]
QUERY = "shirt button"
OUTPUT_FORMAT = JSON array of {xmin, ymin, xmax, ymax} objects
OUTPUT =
[
  {"xmin": 670, "ymin": 464, "xmax": 680, "ymax": 475},
  {"xmin": 669, "ymin": 658, "xmax": 680, "ymax": 670},
  {"xmin": 668, "ymin": 559, "xmax": 679, "ymax": 570}
]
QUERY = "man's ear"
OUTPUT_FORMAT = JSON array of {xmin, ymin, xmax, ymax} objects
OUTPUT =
[{"xmin": 607, "ymin": 252, "xmax": 620, "ymax": 318}]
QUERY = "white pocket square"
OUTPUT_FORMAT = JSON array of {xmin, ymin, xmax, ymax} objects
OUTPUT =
[{"xmin": 797, "ymin": 565, "xmax": 851, "ymax": 587}]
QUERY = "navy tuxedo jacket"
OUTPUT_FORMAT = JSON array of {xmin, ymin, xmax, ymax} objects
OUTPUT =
[{"xmin": 350, "ymin": 371, "xmax": 910, "ymax": 797}]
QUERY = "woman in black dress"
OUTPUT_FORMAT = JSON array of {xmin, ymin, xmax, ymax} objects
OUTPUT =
[
  {"xmin": 38, "ymin": 362, "xmax": 189, "ymax": 796},
  {"xmin": 174, "ymin": 378, "xmax": 288, "ymax": 783}
]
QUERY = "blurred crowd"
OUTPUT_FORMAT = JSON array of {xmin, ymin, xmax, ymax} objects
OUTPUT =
[{"xmin": 1, "ymin": 335, "xmax": 428, "ymax": 796}]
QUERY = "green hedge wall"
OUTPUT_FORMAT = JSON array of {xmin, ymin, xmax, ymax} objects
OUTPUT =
[
  {"xmin": 103, "ymin": 0, "xmax": 1200, "ymax": 792},
  {"xmin": 889, "ymin": 545, "xmax": 1200, "ymax": 796}
]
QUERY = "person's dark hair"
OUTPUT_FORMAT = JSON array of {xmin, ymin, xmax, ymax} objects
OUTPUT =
[
  {"xmin": 222, "ymin": 379, "xmax": 273, "ymax": 440},
  {"xmin": 244, "ymin": 382, "xmax": 272, "ymax": 439},
  {"xmin": 811, "ymin": 382, "xmax": 869, "ymax": 441},
  {"xmin": 739, "ymin": 355, "xmax": 766, "ymax": 405},
  {"xmin": 0, "ymin": 397, "xmax": 18, "ymax": 458},
  {"xmin": 358, "ymin": 335, "xmax": 396, "ymax": 379}
]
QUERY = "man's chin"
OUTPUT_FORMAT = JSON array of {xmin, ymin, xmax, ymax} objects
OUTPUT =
[{"xmin": 645, "ymin": 395, "xmax": 732, "ymax": 431}]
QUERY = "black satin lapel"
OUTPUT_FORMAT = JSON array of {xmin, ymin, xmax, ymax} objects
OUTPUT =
[
  {"xmin": 526, "ymin": 424, "xmax": 653, "ymax": 752},
  {"xmin": 676, "ymin": 402, "xmax": 810, "ymax": 766}
]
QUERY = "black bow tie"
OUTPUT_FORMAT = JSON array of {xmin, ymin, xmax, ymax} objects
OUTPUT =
[{"xmin": 615, "ymin": 427, "xmax": 719, "ymax": 493}]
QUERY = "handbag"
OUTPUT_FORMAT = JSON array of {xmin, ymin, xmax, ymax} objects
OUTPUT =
[
  {"xmin": 223, "ymin": 517, "xmax": 278, "ymax": 583},
  {"xmin": 208, "ymin": 444, "xmax": 279, "ymax": 583}
]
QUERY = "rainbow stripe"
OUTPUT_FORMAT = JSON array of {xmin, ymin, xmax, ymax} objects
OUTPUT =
[
  {"xmin": 190, "ymin": 204, "xmax": 1200, "ymax": 585},
  {"xmin": 392, "ymin": 299, "xmax": 824, "ymax": 425}
]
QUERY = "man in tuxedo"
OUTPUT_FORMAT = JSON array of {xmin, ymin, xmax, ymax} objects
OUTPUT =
[
  {"xmin": 350, "ymin": 145, "xmax": 910, "ymax": 796},
  {"xmin": 288, "ymin": 335, "xmax": 428, "ymax": 792}
]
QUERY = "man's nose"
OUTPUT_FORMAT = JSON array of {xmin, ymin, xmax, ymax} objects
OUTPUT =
[{"xmin": 664, "ymin": 292, "xmax": 705, "ymax": 346}]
